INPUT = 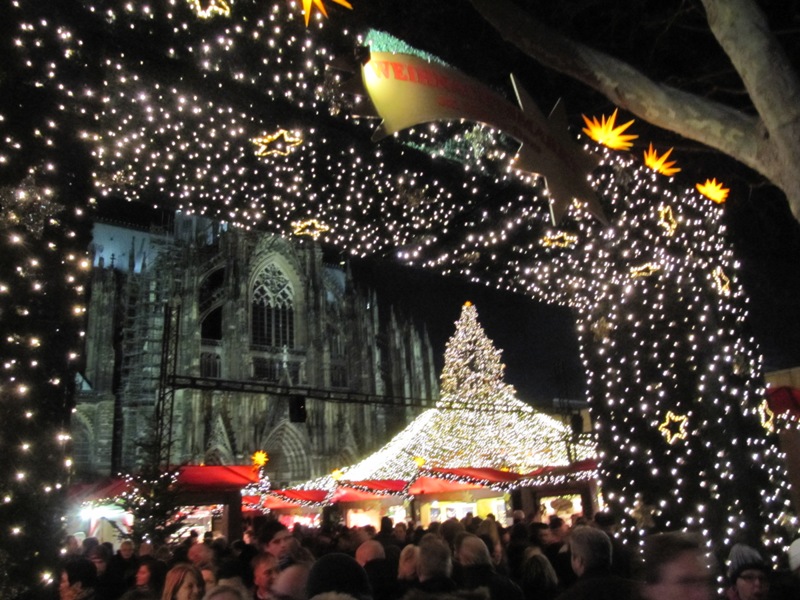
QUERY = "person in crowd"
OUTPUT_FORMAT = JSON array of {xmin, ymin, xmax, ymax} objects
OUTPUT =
[
  {"xmin": 453, "ymin": 533, "xmax": 524, "ymax": 600},
  {"xmin": 554, "ymin": 525, "xmax": 636, "ymax": 600},
  {"xmin": 414, "ymin": 533, "xmax": 457, "ymax": 594},
  {"xmin": 356, "ymin": 540, "xmax": 396, "ymax": 600},
  {"xmin": 61, "ymin": 557, "xmax": 99, "ymax": 600},
  {"xmin": 724, "ymin": 543, "xmax": 770, "ymax": 600},
  {"xmin": 269, "ymin": 563, "xmax": 311, "ymax": 600},
  {"xmin": 252, "ymin": 553, "xmax": 280, "ymax": 600},
  {"xmin": 114, "ymin": 540, "xmax": 141, "ymax": 591},
  {"xmin": 65, "ymin": 535, "xmax": 84, "ymax": 558},
  {"xmin": 257, "ymin": 521, "xmax": 293, "ymax": 565},
  {"xmin": 397, "ymin": 543, "xmax": 420, "ymax": 584},
  {"xmin": 519, "ymin": 553, "xmax": 560, "ymax": 600},
  {"xmin": 474, "ymin": 518, "xmax": 504, "ymax": 571},
  {"xmin": 506, "ymin": 522, "xmax": 532, "ymax": 583},
  {"xmin": 162, "ymin": 563, "xmax": 204, "ymax": 600},
  {"xmin": 200, "ymin": 566, "xmax": 218, "ymax": 594},
  {"xmin": 88, "ymin": 543, "xmax": 125, "ymax": 600},
  {"xmin": 543, "ymin": 517, "xmax": 573, "ymax": 589},
  {"xmin": 189, "ymin": 543, "xmax": 216, "ymax": 572},
  {"xmin": 135, "ymin": 557, "xmax": 168, "ymax": 597},
  {"xmin": 202, "ymin": 584, "xmax": 249, "ymax": 600},
  {"xmin": 637, "ymin": 531, "xmax": 712, "ymax": 600},
  {"xmin": 591, "ymin": 511, "xmax": 633, "ymax": 578},
  {"xmin": 392, "ymin": 522, "xmax": 408, "ymax": 547},
  {"xmin": 306, "ymin": 552, "xmax": 372, "ymax": 600}
]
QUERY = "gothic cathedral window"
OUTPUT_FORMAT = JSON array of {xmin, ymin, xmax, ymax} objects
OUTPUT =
[{"xmin": 251, "ymin": 264, "xmax": 295, "ymax": 349}]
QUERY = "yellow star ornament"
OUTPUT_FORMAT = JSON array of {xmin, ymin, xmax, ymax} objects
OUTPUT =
[
  {"xmin": 644, "ymin": 144, "xmax": 681, "ymax": 176},
  {"xmin": 186, "ymin": 0, "xmax": 231, "ymax": 19},
  {"xmin": 251, "ymin": 450, "xmax": 269, "ymax": 468},
  {"xmin": 299, "ymin": 0, "xmax": 353, "ymax": 26},
  {"xmin": 582, "ymin": 109, "xmax": 638, "ymax": 151},
  {"xmin": 696, "ymin": 178, "xmax": 729, "ymax": 204},
  {"xmin": 252, "ymin": 130, "xmax": 303, "ymax": 157},
  {"xmin": 658, "ymin": 411, "xmax": 689, "ymax": 444}
]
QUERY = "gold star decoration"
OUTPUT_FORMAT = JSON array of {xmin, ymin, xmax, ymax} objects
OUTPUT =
[
  {"xmin": 712, "ymin": 266, "xmax": 731, "ymax": 296},
  {"xmin": 331, "ymin": 468, "xmax": 344, "ymax": 481},
  {"xmin": 413, "ymin": 456, "xmax": 426, "ymax": 467},
  {"xmin": 186, "ymin": 0, "xmax": 231, "ymax": 19},
  {"xmin": 541, "ymin": 231, "xmax": 578, "ymax": 248},
  {"xmin": 657, "ymin": 205, "xmax": 677, "ymax": 236},
  {"xmin": 591, "ymin": 317, "xmax": 613, "ymax": 341},
  {"xmin": 251, "ymin": 450, "xmax": 269, "ymax": 468},
  {"xmin": 251, "ymin": 129, "xmax": 303, "ymax": 157},
  {"xmin": 582, "ymin": 109, "xmax": 638, "ymax": 151},
  {"xmin": 630, "ymin": 262, "xmax": 661, "ymax": 278},
  {"xmin": 299, "ymin": 0, "xmax": 353, "ymax": 26},
  {"xmin": 643, "ymin": 144, "xmax": 681, "ymax": 176},
  {"xmin": 696, "ymin": 178, "xmax": 729, "ymax": 204},
  {"xmin": 658, "ymin": 410, "xmax": 689, "ymax": 444},
  {"xmin": 758, "ymin": 399, "xmax": 775, "ymax": 433},
  {"xmin": 292, "ymin": 218, "xmax": 330, "ymax": 240}
]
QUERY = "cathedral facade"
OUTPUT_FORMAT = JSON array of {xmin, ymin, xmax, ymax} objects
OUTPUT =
[{"xmin": 72, "ymin": 213, "xmax": 439, "ymax": 486}]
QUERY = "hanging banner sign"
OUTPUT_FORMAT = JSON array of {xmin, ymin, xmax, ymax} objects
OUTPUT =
[{"xmin": 354, "ymin": 51, "xmax": 605, "ymax": 224}]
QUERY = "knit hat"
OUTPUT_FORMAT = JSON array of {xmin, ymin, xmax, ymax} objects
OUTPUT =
[
  {"xmin": 306, "ymin": 553, "xmax": 372, "ymax": 600},
  {"xmin": 789, "ymin": 538, "xmax": 800, "ymax": 572},
  {"xmin": 727, "ymin": 543, "xmax": 767, "ymax": 582}
]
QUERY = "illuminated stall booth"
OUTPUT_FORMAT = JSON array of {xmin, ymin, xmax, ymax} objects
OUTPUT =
[
  {"xmin": 69, "ymin": 465, "xmax": 259, "ymax": 545},
  {"xmin": 246, "ymin": 303, "xmax": 599, "ymax": 527}
]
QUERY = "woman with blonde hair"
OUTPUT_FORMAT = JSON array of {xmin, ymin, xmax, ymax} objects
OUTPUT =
[{"xmin": 162, "ymin": 563, "xmax": 204, "ymax": 600}]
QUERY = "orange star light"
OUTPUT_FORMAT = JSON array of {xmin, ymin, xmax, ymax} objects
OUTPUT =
[
  {"xmin": 582, "ymin": 109, "xmax": 638, "ymax": 151},
  {"xmin": 643, "ymin": 143, "xmax": 681, "ymax": 176},
  {"xmin": 299, "ymin": 0, "xmax": 353, "ymax": 26},
  {"xmin": 696, "ymin": 178, "xmax": 729, "ymax": 204}
]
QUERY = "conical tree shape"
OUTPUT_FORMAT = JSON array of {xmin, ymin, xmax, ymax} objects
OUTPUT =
[{"xmin": 438, "ymin": 301, "xmax": 519, "ymax": 411}]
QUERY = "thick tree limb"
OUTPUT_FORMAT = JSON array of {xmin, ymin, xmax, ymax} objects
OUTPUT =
[{"xmin": 468, "ymin": 0, "xmax": 800, "ymax": 217}]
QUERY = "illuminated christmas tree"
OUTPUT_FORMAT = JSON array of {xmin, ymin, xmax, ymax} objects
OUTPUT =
[
  {"xmin": 438, "ymin": 301, "xmax": 518, "ymax": 411},
  {"xmin": 289, "ymin": 301, "xmax": 593, "ymax": 486}
]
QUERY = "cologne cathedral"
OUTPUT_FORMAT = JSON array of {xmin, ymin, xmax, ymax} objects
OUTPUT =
[{"xmin": 72, "ymin": 211, "xmax": 439, "ymax": 486}]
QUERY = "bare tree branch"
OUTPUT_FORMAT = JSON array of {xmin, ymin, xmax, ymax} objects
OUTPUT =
[{"xmin": 468, "ymin": 0, "xmax": 800, "ymax": 217}]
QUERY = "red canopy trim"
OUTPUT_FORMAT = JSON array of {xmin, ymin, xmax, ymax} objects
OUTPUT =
[
  {"xmin": 407, "ymin": 475, "xmax": 487, "ymax": 496},
  {"xmin": 178, "ymin": 465, "xmax": 259, "ymax": 490}
]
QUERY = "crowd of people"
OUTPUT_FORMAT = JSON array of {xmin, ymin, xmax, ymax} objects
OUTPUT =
[{"xmin": 58, "ymin": 511, "xmax": 800, "ymax": 600}]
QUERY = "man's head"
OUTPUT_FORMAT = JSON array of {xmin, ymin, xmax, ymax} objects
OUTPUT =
[
  {"xmin": 727, "ymin": 544, "xmax": 770, "ymax": 600},
  {"xmin": 257, "ymin": 521, "xmax": 292, "ymax": 560},
  {"xmin": 252, "ymin": 553, "xmax": 279, "ymax": 595},
  {"xmin": 640, "ymin": 532, "xmax": 712, "ymax": 600},
  {"xmin": 118, "ymin": 539, "xmax": 135, "ymax": 560},
  {"xmin": 60, "ymin": 558, "xmax": 97, "ymax": 600},
  {"xmin": 417, "ymin": 533, "xmax": 452, "ymax": 582},
  {"xmin": 355, "ymin": 540, "xmax": 385, "ymax": 567},
  {"xmin": 269, "ymin": 563, "xmax": 310, "ymax": 600},
  {"xmin": 455, "ymin": 533, "xmax": 492, "ymax": 568},
  {"xmin": 569, "ymin": 526, "xmax": 612, "ymax": 577}
]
